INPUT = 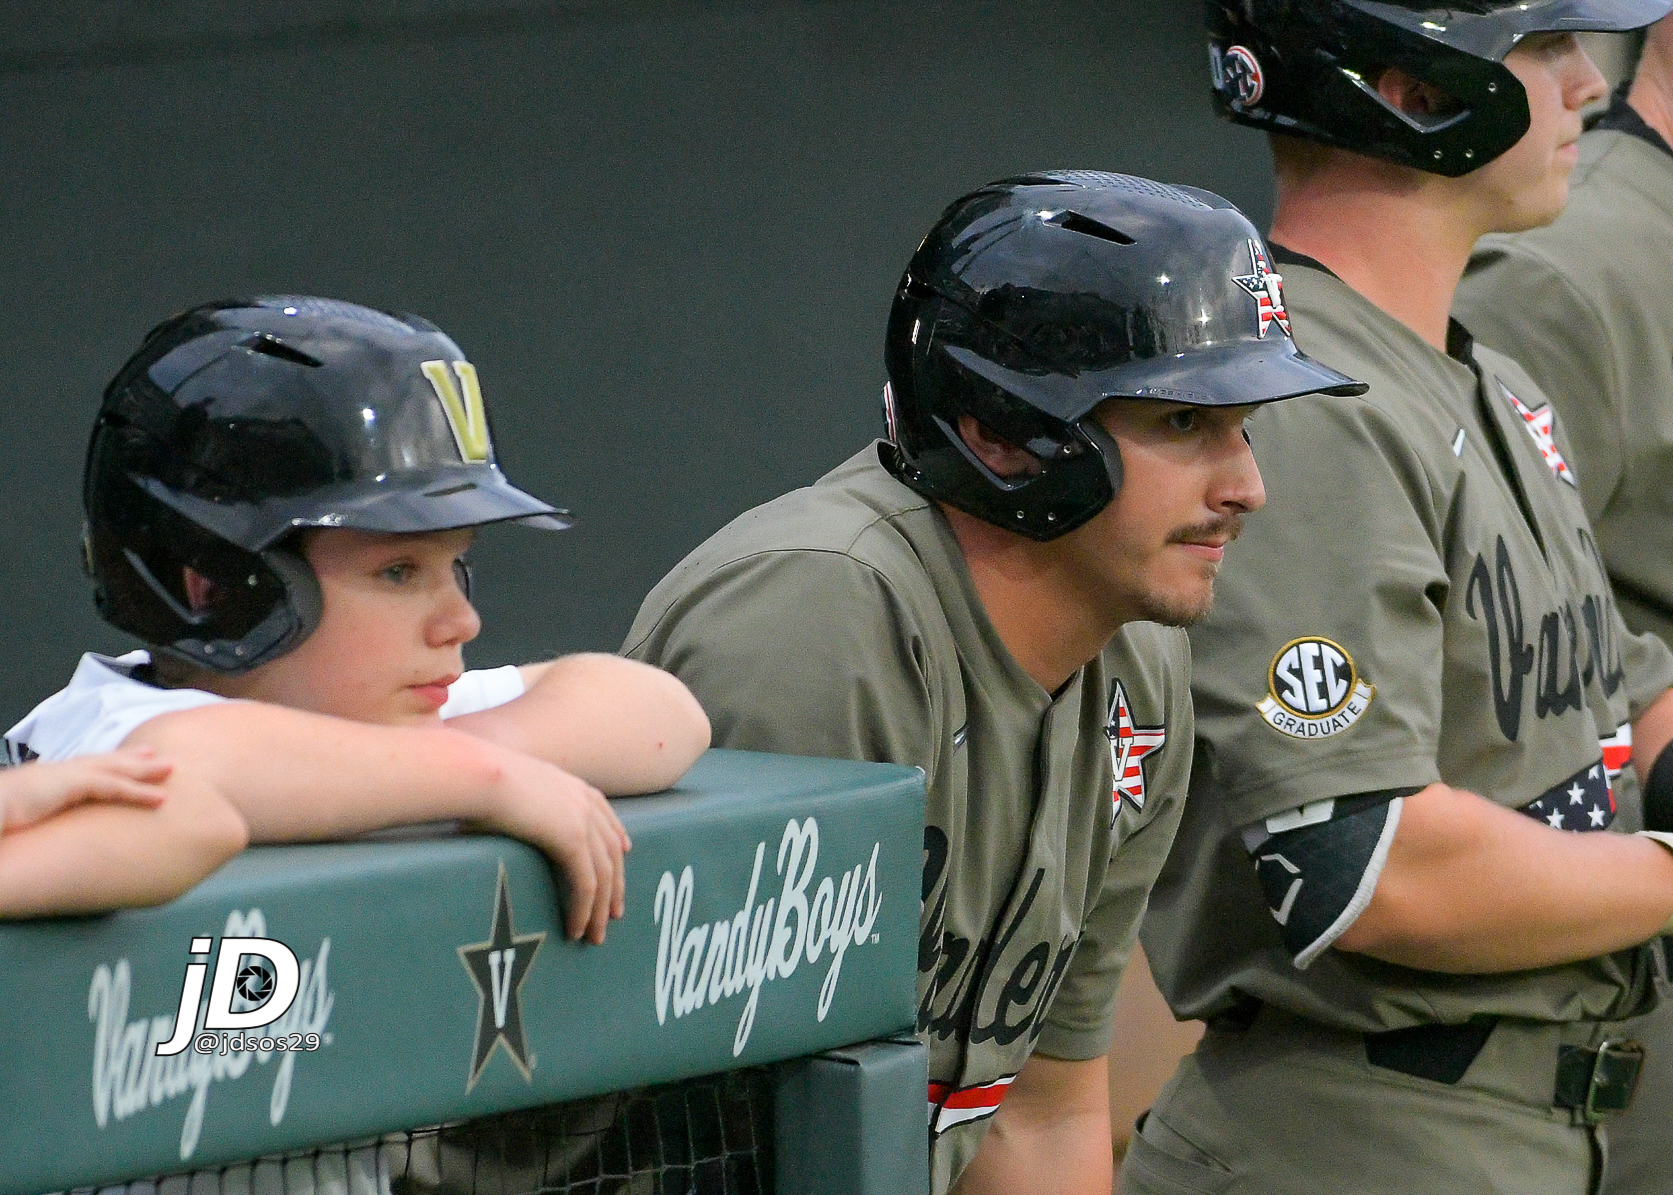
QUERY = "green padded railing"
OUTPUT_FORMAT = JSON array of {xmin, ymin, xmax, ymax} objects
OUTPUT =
[{"xmin": 0, "ymin": 749, "xmax": 925, "ymax": 1194}]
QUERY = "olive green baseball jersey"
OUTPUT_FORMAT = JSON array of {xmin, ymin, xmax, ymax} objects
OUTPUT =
[
  {"xmin": 1141, "ymin": 259, "xmax": 1673, "ymax": 1035},
  {"xmin": 623, "ymin": 445, "xmax": 1193, "ymax": 1194},
  {"xmin": 1458, "ymin": 100, "xmax": 1673, "ymax": 647}
]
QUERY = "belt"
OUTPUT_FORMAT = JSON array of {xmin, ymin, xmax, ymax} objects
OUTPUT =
[
  {"xmin": 1553, "ymin": 1041, "xmax": 1646, "ymax": 1122},
  {"xmin": 1364, "ymin": 1019, "xmax": 1645, "ymax": 1123}
]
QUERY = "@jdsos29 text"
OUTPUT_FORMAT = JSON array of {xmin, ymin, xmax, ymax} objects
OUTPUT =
[{"xmin": 155, "ymin": 935, "xmax": 321, "ymax": 1057}]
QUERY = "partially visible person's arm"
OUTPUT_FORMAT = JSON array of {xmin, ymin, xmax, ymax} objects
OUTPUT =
[
  {"xmin": 448, "ymin": 654, "xmax": 710, "ymax": 795},
  {"xmin": 124, "ymin": 702, "xmax": 629, "ymax": 943},
  {"xmin": 1632, "ymin": 686, "xmax": 1673, "ymax": 791},
  {"xmin": 951, "ymin": 1053, "xmax": 1113, "ymax": 1195},
  {"xmin": 0, "ymin": 764, "xmax": 247, "ymax": 918},
  {"xmin": 1, "ymin": 748, "xmax": 173, "ymax": 831}
]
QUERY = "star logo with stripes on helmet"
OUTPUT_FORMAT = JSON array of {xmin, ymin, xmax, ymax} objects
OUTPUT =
[
  {"xmin": 1233, "ymin": 239, "xmax": 1291, "ymax": 339},
  {"xmin": 1106, "ymin": 680, "xmax": 1166, "ymax": 815}
]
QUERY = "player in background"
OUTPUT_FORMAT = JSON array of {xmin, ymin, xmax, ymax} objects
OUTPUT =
[
  {"xmin": 625, "ymin": 171, "xmax": 1366, "ymax": 1195},
  {"xmin": 1460, "ymin": 15, "xmax": 1673, "ymax": 654},
  {"xmin": 1122, "ymin": 4, "xmax": 1673, "ymax": 1194},
  {"xmin": 0, "ymin": 748, "xmax": 245, "ymax": 917},
  {"xmin": 1454, "ymin": 15, "xmax": 1673, "ymax": 1192},
  {"xmin": 6, "ymin": 297, "xmax": 710, "ymax": 944}
]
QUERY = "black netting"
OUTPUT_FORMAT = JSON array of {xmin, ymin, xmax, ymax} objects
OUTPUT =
[{"xmin": 70, "ymin": 1070, "xmax": 773, "ymax": 1195}]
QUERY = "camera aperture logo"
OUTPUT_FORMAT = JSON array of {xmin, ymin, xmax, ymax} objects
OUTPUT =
[
  {"xmin": 87, "ymin": 909, "xmax": 334, "ymax": 1160},
  {"xmin": 154, "ymin": 934, "xmax": 321, "ymax": 1058}
]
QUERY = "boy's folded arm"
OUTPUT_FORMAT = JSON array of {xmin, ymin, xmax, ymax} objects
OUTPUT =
[
  {"xmin": 451, "ymin": 654, "xmax": 711, "ymax": 795},
  {"xmin": 0, "ymin": 774, "xmax": 248, "ymax": 919},
  {"xmin": 121, "ymin": 701, "xmax": 517, "ymax": 841},
  {"xmin": 121, "ymin": 701, "xmax": 629, "ymax": 943}
]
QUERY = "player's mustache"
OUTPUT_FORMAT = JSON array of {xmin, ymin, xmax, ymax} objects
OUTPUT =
[{"xmin": 1167, "ymin": 514, "xmax": 1244, "ymax": 547}]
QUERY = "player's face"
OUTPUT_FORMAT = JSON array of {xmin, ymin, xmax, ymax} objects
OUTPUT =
[
  {"xmin": 1066, "ymin": 400, "xmax": 1265, "ymax": 627},
  {"xmin": 1472, "ymin": 33, "xmax": 1607, "ymax": 232},
  {"xmin": 224, "ymin": 527, "xmax": 481, "ymax": 725}
]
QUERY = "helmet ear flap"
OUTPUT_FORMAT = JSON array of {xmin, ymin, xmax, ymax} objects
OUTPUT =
[
  {"xmin": 147, "ymin": 545, "xmax": 323, "ymax": 675},
  {"xmin": 261, "ymin": 548, "xmax": 323, "ymax": 650},
  {"xmin": 1077, "ymin": 415, "xmax": 1124, "ymax": 505}
]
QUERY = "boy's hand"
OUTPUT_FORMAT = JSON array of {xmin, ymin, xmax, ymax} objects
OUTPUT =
[
  {"xmin": 483, "ymin": 753, "xmax": 632, "ymax": 945},
  {"xmin": 0, "ymin": 749, "xmax": 174, "ymax": 833}
]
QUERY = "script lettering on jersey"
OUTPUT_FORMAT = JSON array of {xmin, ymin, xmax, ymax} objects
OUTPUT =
[
  {"xmin": 651, "ymin": 817, "xmax": 882, "ymax": 1057},
  {"xmin": 1465, "ymin": 531, "xmax": 1625, "ymax": 742},
  {"xmin": 916, "ymin": 827, "xmax": 1078, "ymax": 1049},
  {"xmin": 86, "ymin": 909, "xmax": 334, "ymax": 1161}
]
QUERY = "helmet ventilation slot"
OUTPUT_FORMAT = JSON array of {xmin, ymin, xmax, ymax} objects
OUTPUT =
[
  {"xmin": 1044, "ymin": 210, "xmax": 1135, "ymax": 246},
  {"xmin": 238, "ymin": 333, "xmax": 322, "ymax": 368}
]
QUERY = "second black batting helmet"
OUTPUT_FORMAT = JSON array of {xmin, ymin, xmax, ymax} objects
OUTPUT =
[
  {"xmin": 84, "ymin": 296, "xmax": 571, "ymax": 673},
  {"xmin": 881, "ymin": 170, "xmax": 1366, "ymax": 541},
  {"xmin": 1208, "ymin": 0, "xmax": 1673, "ymax": 176}
]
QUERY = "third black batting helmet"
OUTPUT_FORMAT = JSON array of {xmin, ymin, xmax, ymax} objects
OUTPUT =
[
  {"xmin": 881, "ymin": 170, "xmax": 1366, "ymax": 541},
  {"xmin": 1208, "ymin": 0, "xmax": 1673, "ymax": 176}
]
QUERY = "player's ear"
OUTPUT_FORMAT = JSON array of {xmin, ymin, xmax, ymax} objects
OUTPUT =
[
  {"xmin": 183, "ymin": 566, "xmax": 221, "ymax": 613},
  {"xmin": 955, "ymin": 414, "xmax": 1043, "ymax": 480},
  {"xmin": 1374, "ymin": 67, "xmax": 1458, "ymax": 121}
]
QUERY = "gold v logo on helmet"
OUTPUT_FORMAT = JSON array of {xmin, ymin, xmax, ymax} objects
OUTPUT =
[{"xmin": 422, "ymin": 359, "xmax": 491, "ymax": 464}]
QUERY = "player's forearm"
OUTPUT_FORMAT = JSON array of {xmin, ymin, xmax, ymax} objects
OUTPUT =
[
  {"xmin": 0, "ymin": 779, "xmax": 247, "ymax": 918},
  {"xmin": 450, "ymin": 654, "xmax": 711, "ymax": 795},
  {"xmin": 951, "ymin": 1055, "xmax": 1113, "ymax": 1195},
  {"xmin": 1335, "ymin": 782, "xmax": 1673, "ymax": 971},
  {"xmin": 123, "ymin": 703, "xmax": 516, "ymax": 842}
]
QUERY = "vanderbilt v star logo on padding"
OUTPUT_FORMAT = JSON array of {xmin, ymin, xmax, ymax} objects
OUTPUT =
[
  {"xmin": 458, "ymin": 862, "xmax": 546, "ymax": 1090},
  {"xmin": 421, "ymin": 359, "xmax": 492, "ymax": 463},
  {"xmin": 1106, "ymin": 679, "xmax": 1165, "ymax": 815}
]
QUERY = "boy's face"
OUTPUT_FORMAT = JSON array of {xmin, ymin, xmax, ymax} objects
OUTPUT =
[{"xmin": 217, "ymin": 527, "xmax": 481, "ymax": 725}]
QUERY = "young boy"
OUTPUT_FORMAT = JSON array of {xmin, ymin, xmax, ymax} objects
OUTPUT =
[
  {"xmin": 0, "ymin": 747, "xmax": 246, "ymax": 917},
  {"xmin": 6, "ymin": 295, "xmax": 710, "ymax": 943}
]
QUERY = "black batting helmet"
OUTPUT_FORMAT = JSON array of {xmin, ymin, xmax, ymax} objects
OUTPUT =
[
  {"xmin": 1208, "ymin": 0, "xmax": 1673, "ymax": 176},
  {"xmin": 881, "ymin": 170, "xmax": 1366, "ymax": 541},
  {"xmin": 84, "ymin": 296, "xmax": 571, "ymax": 673}
]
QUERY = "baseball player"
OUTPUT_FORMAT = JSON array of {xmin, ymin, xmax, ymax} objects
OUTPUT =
[
  {"xmin": 1454, "ymin": 16, "xmax": 1673, "ymax": 1192},
  {"xmin": 0, "ymin": 748, "xmax": 246, "ymax": 918},
  {"xmin": 6, "ymin": 296, "xmax": 710, "ymax": 945},
  {"xmin": 623, "ymin": 171, "xmax": 1366, "ymax": 1194},
  {"xmin": 1122, "ymin": 5, "xmax": 1673, "ymax": 1194}
]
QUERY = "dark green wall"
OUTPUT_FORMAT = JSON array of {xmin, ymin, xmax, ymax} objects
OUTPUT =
[{"xmin": 0, "ymin": 0, "xmax": 1274, "ymax": 724}]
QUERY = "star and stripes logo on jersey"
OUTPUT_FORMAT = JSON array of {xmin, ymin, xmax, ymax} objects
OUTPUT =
[
  {"xmin": 1106, "ymin": 679, "xmax": 1166, "ymax": 815},
  {"xmin": 1518, "ymin": 758, "xmax": 1616, "ymax": 833},
  {"xmin": 1602, "ymin": 723, "xmax": 1633, "ymax": 782},
  {"xmin": 929, "ymin": 1074, "xmax": 1015, "ymax": 1136},
  {"xmin": 1519, "ymin": 727, "xmax": 1631, "ymax": 831},
  {"xmin": 1500, "ymin": 383, "xmax": 1577, "ymax": 487},
  {"xmin": 1233, "ymin": 239, "xmax": 1291, "ymax": 339}
]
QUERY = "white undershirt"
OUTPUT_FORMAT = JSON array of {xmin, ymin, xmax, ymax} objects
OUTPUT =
[{"xmin": 4, "ymin": 651, "xmax": 525, "ymax": 764}]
